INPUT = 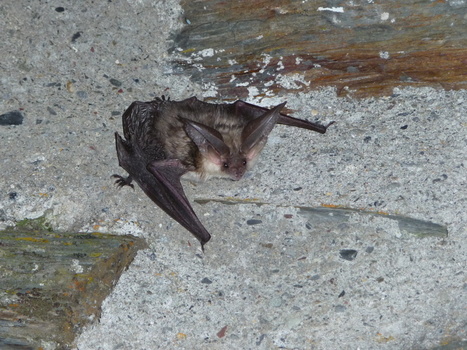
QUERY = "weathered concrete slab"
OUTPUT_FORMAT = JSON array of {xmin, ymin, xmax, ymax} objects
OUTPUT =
[{"xmin": 1, "ymin": 1, "xmax": 466, "ymax": 349}]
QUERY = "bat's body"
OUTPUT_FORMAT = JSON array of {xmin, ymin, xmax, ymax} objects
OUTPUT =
[{"xmin": 113, "ymin": 96, "xmax": 333, "ymax": 248}]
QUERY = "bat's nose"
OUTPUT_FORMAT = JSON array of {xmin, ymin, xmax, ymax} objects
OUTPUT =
[{"xmin": 230, "ymin": 168, "xmax": 245, "ymax": 181}]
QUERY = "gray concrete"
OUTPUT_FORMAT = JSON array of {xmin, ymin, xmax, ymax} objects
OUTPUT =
[{"xmin": 1, "ymin": 1, "xmax": 466, "ymax": 349}]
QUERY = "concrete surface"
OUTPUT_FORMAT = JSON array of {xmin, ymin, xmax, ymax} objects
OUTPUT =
[{"xmin": 1, "ymin": 1, "xmax": 466, "ymax": 349}]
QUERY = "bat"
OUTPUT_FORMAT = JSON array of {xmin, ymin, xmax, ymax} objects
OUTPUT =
[{"xmin": 113, "ymin": 96, "xmax": 333, "ymax": 249}]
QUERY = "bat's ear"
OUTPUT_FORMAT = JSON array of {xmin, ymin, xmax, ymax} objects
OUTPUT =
[
  {"xmin": 182, "ymin": 118, "xmax": 230, "ymax": 164},
  {"xmin": 241, "ymin": 102, "xmax": 286, "ymax": 159}
]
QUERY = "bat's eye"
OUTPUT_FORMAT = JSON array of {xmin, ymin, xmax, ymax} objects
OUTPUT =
[
  {"xmin": 223, "ymin": 163, "xmax": 229, "ymax": 168},
  {"xmin": 242, "ymin": 160, "xmax": 247, "ymax": 166}
]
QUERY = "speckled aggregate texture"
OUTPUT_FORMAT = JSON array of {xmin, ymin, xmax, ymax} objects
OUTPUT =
[{"xmin": 1, "ymin": 1, "xmax": 466, "ymax": 350}]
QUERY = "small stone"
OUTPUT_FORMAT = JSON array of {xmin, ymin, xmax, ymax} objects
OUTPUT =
[
  {"xmin": 260, "ymin": 243, "xmax": 273, "ymax": 249},
  {"xmin": 77, "ymin": 91, "xmax": 88, "ymax": 99},
  {"xmin": 339, "ymin": 249, "xmax": 358, "ymax": 261},
  {"xmin": 109, "ymin": 78, "xmax": 122, "ymax": 87},
  {"xmin": 246, "ymin": 219, "xmax": 262, "ymax": 225},
  {"xmin": 256, "ymin": 334, "xmax": 266, "ymax": 346},
  {"xmin": 47, "ymin": 106, "xmax": 57, "ymax": 115},
  {"xmin": 66, "ymin": 81, "xmax": 75, "ymax": 92},
  {"xmin": 71, "ymin": 32, "xmax": 81, "ymax": 43},
  {"xmin": 269, "ymin": 296, "xmax": 282, "ymax": 307},
  {"xmin": 0, "ymin": 111, "xmax": 24, "ymax": 125},
  {"xmin": 335, "ymin": 304, "xmax": 346, "ymax": 312},
  {"xmin": 146, "ymin": 252, "xmax": 157, "ymax": 261},
  {"xmin": 216, "ymin": 325, "xmax": 227, "ymax": 338},
  {"xmin": 201, "ymin": 277, "xmax": 212, "ymax": 284}
]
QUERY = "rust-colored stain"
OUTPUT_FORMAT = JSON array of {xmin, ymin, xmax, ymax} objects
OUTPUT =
[
  {"xmin": 321, "ymin": 203, "xmax": 344, "ymax": 209},
  {"xmin": 72, "ymin": 279, "xmax": 88, "ymax": 292},
  {"xmin": 16, "ymin": 237, "xmax": 49, "ymax": 243},
  {"xmin": 176, "ymin": 332, "xmax": 187, "ymax": 340}
]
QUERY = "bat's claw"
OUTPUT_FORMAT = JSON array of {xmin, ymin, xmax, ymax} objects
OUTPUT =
[
  {"xmin": 155, "ymin": 95, "xmax": 170, "ymax": 103},
  {"xmin": 325, "ymin": 121, "xmax": 336, "ymax": 129},
  {"xmin": 112, "ymin": 174, "xmax": 134, "ymax": 189}
]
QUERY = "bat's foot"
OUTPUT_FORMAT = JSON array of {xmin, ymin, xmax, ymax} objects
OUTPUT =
[
  {"xmin": 112, "ymin": 174, "xmax": 134, "ymax": 189},
  {"xmin": 155, "ymin": 95, "xmax": 170, "ymax": 103}
]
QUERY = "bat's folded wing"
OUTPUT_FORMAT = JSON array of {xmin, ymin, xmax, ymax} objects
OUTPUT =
[
  {"xmin": 234, "ymin": 100, "xmax": 333, "ymax": 134},
  {"xmin": 146, "ymin": 160, "xmax": 211, "ymax": 248}
]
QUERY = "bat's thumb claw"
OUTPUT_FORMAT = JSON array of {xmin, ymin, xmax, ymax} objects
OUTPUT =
[{"xmin": 325, "ymin": 121, "xmax": 336, "ymax": 129}]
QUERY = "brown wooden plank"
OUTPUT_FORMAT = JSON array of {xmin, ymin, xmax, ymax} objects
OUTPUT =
[{"xmin": 170, "ymin": 0, "xmax": 467, "ymax": 98}]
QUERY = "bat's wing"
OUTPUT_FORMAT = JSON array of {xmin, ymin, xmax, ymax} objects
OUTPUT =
[
  {"xmin": 233, "ymin": 100, "xmax": 333, "ymax": 134},
  {"xmin": 115, "ymin": 121, "xmax": 211, "ymax": 248},
  {"xmin": 146, "ymin": 159, "xmax": 211, "ymax": 248}
]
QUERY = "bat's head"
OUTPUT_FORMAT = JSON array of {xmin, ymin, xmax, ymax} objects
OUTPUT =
[
  {"xmin": 189, "ymin": 137, "xmax": 253, "ymax": 181},
  {"xmin": 182, "ymin": 102, "xmax": 286, "ymax": 181},
  {"xmin": 218, "ymin": 152, "xmax": 249, "ymax": 181}
]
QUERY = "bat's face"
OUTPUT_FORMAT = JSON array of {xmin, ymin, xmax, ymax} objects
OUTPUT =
[
  {"xmin": 220, "ymin": 153, "xmax": 248, "ymax": 181},
  {"xmin": 195, "ymin": 148, "xmax": 255, "ymax": 181}
]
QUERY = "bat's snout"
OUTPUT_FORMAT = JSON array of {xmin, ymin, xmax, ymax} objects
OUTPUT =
[{"xmin": 229, "ymin": 168, "xmax": 246, "ymax": 181}]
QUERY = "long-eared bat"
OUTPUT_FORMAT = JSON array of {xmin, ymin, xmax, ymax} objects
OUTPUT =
[{"xmin": 113, "ymin": 96, "xmax": 333, "ymax": 249}]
